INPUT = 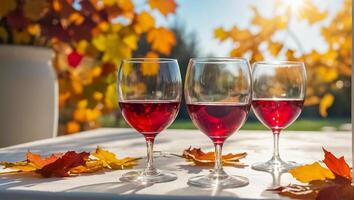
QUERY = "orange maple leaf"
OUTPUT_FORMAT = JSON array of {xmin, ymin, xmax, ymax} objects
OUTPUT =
[
  {"xmin": 322, "ymin": 147, "xmax": 352, "ymax": 181},
  {"xmin": 182, "ymin": 147, "xmax": 247, "ymax": 166},
  {"xmin": 147, "ymin": 27, "xmax": 176, "ymax": 55},
  {"xmin": 27, "ymin": 151, "xmax": 60, "ymax": 169},
  {"xmin": 148, "ymin": 0, "xmax": 177, "ymax": 16}
]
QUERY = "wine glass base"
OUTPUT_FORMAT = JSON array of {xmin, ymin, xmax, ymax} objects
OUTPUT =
[
  {"xmin": 188, "ymin": 174, "xmax": 249, "ymax": 188},
  {"xmin": 120, "ymin": 170, "xmax": 177, "ymax": 185},
  {"xmin": 252, "ymin": 158, "xmax": 300, "ymax": 172}
]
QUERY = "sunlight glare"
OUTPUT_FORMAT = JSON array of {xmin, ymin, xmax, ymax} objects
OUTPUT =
[{"xmin": 287, "ymin": 0, "xmax": 304, "ymax": 12}]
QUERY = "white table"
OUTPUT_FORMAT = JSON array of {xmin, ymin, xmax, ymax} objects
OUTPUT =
[{"xmin": 0, "ymin": 128, "xmax": 351, "ymax": 200}]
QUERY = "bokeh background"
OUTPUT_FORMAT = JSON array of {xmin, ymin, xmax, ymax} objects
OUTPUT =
[{"xmin": 0, "ymin": 0, "xmax": 351, "ymax": 134}]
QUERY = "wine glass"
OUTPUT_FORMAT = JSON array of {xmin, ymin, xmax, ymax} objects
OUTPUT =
[
  {"xmin": 184, "ymin": 58, "xmax": 252, "ymax": 188},
  {"xmin": 251, "ymin": 61, "xmax": 306, "ymax": 172},
  {"xmin": 117, "ymin": 58, "xmax": 182, "ymax": 184}
]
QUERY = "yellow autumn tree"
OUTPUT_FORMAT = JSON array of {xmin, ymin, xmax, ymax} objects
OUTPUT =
[
  {"xmin": 0, "ymin": 0, "xmax": 178, "ymax": 134},
  {"xmin": 214, "ymin": 0, "xmax": 352, "ymax": 117}
]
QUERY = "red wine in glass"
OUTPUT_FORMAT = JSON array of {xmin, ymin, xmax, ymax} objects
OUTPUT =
[
  {"xmin": 187, "ymin": 103, "xmax": 250, "ymax": 144},
  {"xmin": 119, "ymin": 100, "xmax": 180, "ymax": 140},
  {"xmin": 252, "ymin": 99, "xmax": 304, "ymax": 131}
]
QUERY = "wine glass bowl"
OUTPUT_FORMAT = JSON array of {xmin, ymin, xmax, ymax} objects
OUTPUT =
[
  {"xmin": 117, "ymin": 58, "xmax": 182, "ymax": 184},
  {"xmin": 185, "ymin": 58, "xmax": 252, "ymax": 188},
  {"xmin": 251, "ymin": 61, "xmax": 306, "ymax": 172}
]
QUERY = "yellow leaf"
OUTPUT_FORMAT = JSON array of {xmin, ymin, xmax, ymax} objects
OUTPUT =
[
  {"xmin": 13, "ymin": 30, "xmax": 31, "ymax": 44},
  {"xmin": 93, "ymin": 91, "xmax": 103, "ymax": 101},
  {"xmin": 77, "ymin": 40, "xmax": 89, "ymax": 54},
  {"xmin": 0, "ymin": 160, "xmax": 37, "ymax": 173},
  {"xmin": 0, "ymin": 0, "xmax": 16, "ymax": 18},
  {"xmin": 268, "ymin": 42, "xmax": 283, "ymax": 56},
  {"xmin": 67, "ymin": 121, "xmax": 81, "ymax": 134},
  {"xmin": 149, "ymin": 0, "xmax": 177, "ymax": 16},
  {"xmin": 92, "ymin": 34, "xmax": 106, "ymax": 51},
  {"xmin": 105, "ymin": 84, "xmax": 117, "ymax": 110},
  {"xmin": 69, "ymin": 12, "xmax": 84, "ymax": 25},
  {"xmin": 123, "ymin": 34, "xmax": 137, "ymax": 50},
  {"xmin": 147, "ymin": 27, "xmax": 176, "ymax": 55},
  {"xmin": 73, "ymin": 108, "xmax": 86, "ymax": 122},
  {"xmin": 92, "ymin": 146, "xmax": 138, "ymax": 170},
  {"xmin": 27, "ymin": 24, "xmax": 41, "ymax": 36},
  {"xmin": 134, "ymin": 11, "xmax": 155, "ymax": 33},
  {"xmin": 86, "ymin": 108, "xmax": 101, "ymax": 121},
  {"xmin": 23, "ymin": 0, "xmax": 49, "ymax": 21},
  {"xmin": 319, "ymin": 94, "xmax": 334, "ymax": 117},
  {"xmin": 228, "ymin": 26, "xmax": 251, "ymax": 41},
  {"xmin": 289, "ymin": 162, "xmax": 335, "ymax": 183},
  {"xmin": 304, "ymin": 96, "xmax": 320, "ymax": 106},
  {"xmin": 214, "ymin": 27, "xmax": 228, "ymax": 42},
  {"xmin": 70, "ymin": 160, "xmax": 104, "ymax": 174},
  {"xmin": 298, "ymin": 1, "xmax": 328, "ymax": 25},
  {"xmin": 78, "ymin": 100, "xmax": 88, "ymax": 109},
  {"xmin": 141, "ymin": 52, "xmax": 160, "ymax": 76},
  {"xmin": 0, "ymin": 26, "xmax": 8, "ymax": 41},
  {"xmin": 117, "ymin": 0, "xmax": 134, "ymax": 12}
]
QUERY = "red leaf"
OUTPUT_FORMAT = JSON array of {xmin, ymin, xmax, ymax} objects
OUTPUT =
[
  {"xmin": 67, "ymin": 51, "xmax": 83, "ymax": 68},
  {"xmin": 317, "ymin": 185, "xmax": 341, "ymax": 200},
  {"xmin": 80, "ymin": 1, "xmax": 96, "ymax": 16},
  {"xmin": 68, "ymin": 18, "xmax": 95, "ymax": 41},
  {"xmin": 317, "ymin": 184, "xmax": 354, "ymax": 200},
  {"xmin": 6, "ymin": 10, "xmax": 29, "ymax": 29},
  {"xmin": 322, "ymin": 148, "xmax": 352, "ymax": 181},
  {"xmin": 39, "ymin": 151, "xmax": 89, "ymax": 177}
]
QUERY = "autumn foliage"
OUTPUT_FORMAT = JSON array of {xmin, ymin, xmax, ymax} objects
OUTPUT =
[
  {"xmin": 0, "ymin": 146, "xmax": 139, "ymax": 177},
  {"xmin": 271, "ymin": 148, "xmax": 353, "ymax": 199},
  {"xmin": 0, "ymin": 0, "xmax": 177, "ymax": 134},
  {"xmin": 214, "ymin": 0, "xmax": 352, "ymax": 117}
]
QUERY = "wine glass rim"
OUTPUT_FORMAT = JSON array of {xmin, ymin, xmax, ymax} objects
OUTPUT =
[
  {"xmin": 122, "ymin": 58, "xmax": 177, "ymax": 63},
  {"xmin": 253, "ymin": 60, "xmax": 304, "ymax": 66},
  {"xmin": 190, "ymin": 57, "xmax": 248, "ymax": 63}
]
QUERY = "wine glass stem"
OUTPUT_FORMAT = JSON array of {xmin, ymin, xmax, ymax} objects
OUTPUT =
[
  {"xmin": 214, "ymin": 143, "xmax": 224, "ymax": 174},
  {"xmin": 272, "ymin": 130, "xmax": 281, "ymax": 161},
  {"xmin": 144, "ymin": 138, "xmax": 157, "ymax": 176}
]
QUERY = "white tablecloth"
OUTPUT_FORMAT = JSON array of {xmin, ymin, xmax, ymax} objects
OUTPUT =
[{"xmin": 0, "ymin": 128, "xmax": 351, "ymax": 200}]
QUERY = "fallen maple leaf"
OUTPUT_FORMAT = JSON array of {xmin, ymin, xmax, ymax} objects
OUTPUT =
[
  {"xmin": 39, "ymin": 151, "xmax": 89, "ymax": 177},
  {"xmin": 0, "ymin": 152, "xmax": 60, "ymax": 173},
  {"xmin": 27, "ymin": 151, "xmax": 60, "ymax": 169},
  {"xmin": 0, "ymin": 160, "xmax": 36, "ymax": 172},
  {"xmin": 289, "ymin": 162, "xmax": 335, "ymax": 183},
  {"xmin": 182, "ymin": 147, "xmax": 247, "ymax": 167},
  {"xmin": 322, "ymin": 147, "xmax": 352, "ymax": 181},
  {"xmin": 92, "ymin": 146, "xmax": 139, "ymax": 170},
  {"xmin": 0, "ymin": 147, "xmax": 140, "ymax": 177}
]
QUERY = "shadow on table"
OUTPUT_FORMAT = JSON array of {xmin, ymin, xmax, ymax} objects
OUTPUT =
[
  {"xmin": 65, "ymin": 181, "xmax": 153, "ymax": 194},
  {"xmin": 166, "ymin": 186, "xmax": 236, "ymax": 197},
  {"xmin": 0, "ymin": 172, "xmax": 63, "ymax": 189}
]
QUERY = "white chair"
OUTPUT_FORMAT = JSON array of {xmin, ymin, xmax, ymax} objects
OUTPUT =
[{"xmin": 0, "ymin": 45, "xmax": 58, "ymax": 148}]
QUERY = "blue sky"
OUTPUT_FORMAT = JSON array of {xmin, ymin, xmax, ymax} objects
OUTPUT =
[{"xmin": 137, "ymin": 0, "xmax": 344, "ymax": 57}]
